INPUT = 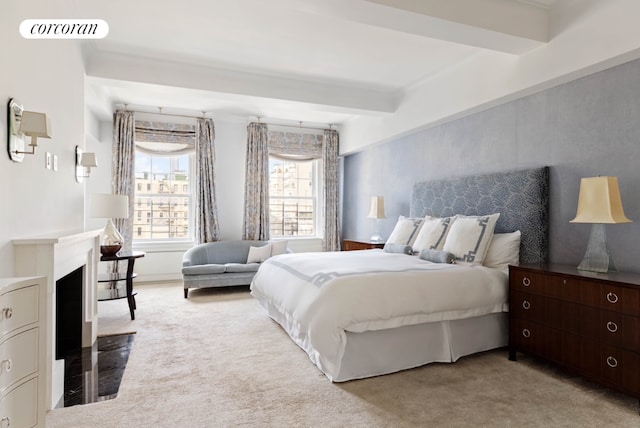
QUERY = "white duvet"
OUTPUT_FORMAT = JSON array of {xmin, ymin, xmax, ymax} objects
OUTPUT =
[{"xmin": 250, "ymin": 249, "xmax": 508, "ymax": 381}]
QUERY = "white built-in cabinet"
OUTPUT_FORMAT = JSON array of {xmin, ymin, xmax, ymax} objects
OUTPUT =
[{"xmin": 0, "ymin": 277, "xmax": 46, "ymax": 428}]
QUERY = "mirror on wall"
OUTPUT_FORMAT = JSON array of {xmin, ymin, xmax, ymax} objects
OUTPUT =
[{"xmin": 7, "ymin": 98, "xmax": 25, "ymax": 162}]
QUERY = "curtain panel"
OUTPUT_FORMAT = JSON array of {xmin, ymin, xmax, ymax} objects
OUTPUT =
[
  {"xmin": 323, "ymin": 129, "xmax": 341, "ymax": 251},
  {"xmin": 112, "ymin": 110, "xmax": 136, "ymax": 251},
  {"xmin": 194, "ymin": 118, "xmax": 220, "ymax": 243},
  {"xmin": 242, "ymin": 122, "xmax": 270, "ymax": 240}
]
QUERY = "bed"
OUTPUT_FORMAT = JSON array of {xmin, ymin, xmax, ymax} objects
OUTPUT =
[{"xmin": 250, "ymin": 167, "xmax": 549, "ymax": 381}]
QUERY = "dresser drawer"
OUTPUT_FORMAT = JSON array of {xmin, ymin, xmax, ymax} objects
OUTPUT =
[
  {"xmin": 597, "ymin": 311, "xmax": 640, "ymax": 351},
  {"xmin": 598, "ymin": 283, "xmax": 638, "ymax": 316},
  {"xmin": 0, "ymin": 329, "xmax": 38, "ymax": 395},
  {"xmin": 510, "ymin": 291, "xmax": 562, "ymax": 328},
  {"xmin": 509, "ymin": 319, "xmax": 563, "ymax": 363},
  {"xmin": 0, "ymin": 377, "xmax": 38, "ymax": 428},
  {"xmin": 510, "ymin": 268, "xmax": 580, "ymax": 300},
  {"xmin": 0, "ymin": 286, "xmax": 39, "ymax": 337},
  {"xmin": 599, "ymin": 344, "xmax": 640, "ymax": 397}
]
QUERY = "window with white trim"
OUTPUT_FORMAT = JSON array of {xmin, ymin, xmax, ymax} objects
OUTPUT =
[{"xmin": 132, "ymin": 120, "xmax": 195, "ymax": 242}]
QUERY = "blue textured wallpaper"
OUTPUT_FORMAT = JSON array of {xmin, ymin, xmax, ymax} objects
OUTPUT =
[{"xmin": 343, "ymin": 58, "xmax": 640, "ymax": 273}]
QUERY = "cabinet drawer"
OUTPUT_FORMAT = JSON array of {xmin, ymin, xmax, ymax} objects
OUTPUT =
[
  {"xmin": 0, "ymin": 329, "xmax": 38, "ymax": 395},
  {"xmin": 0, "ymin": 377, "xmax": 38, "ymax": 428},
  {"xmin": 510, "ymin": 268, "xmax": 580, "ymax": 300},
  {"xmin": 0, "ymin": 286, "xmax": 38, "ymax": 337},
  {"xmin": 509, "ymin": 319, "xmax": 562, "ymax": 362},
  {"xmin": 510, "ymin": 291, "xmax": 561, "ymax": 327},
  {"xmin": 599, "ymin": 345, "xmax": 640, "ymax": 396},
  {"xmin": 597, "ymin": 283, "xmax": 639, "ymax": 316},
  {"xmin": 598, "ymin": 311, "xmax": 640, "ymax": 351}
]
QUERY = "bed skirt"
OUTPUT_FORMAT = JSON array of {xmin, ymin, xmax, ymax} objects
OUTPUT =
[{"xmin": 334, "ymin": 312, "xmax": 508, "ymax": 381}]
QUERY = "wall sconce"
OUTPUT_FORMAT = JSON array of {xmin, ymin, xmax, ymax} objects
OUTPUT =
[
  {"xmin": 7, "ymin": 98, "xmax": 51, "ymax": 162},
  {"xmin": 75, "ymin": 146, "xmax": 98, "ymax": 182}
]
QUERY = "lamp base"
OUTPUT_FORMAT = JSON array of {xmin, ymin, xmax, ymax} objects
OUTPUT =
[
  {"xmin": 370, "ymin": 234, "xmax": 384, "ymax": 243},
  {"xmin": 100, "ymin": 244, "xmax": 122, "ymax": 257},
  {"xmin": 577, "ymin": 223, "xmax": 617, "ymax": 273}
]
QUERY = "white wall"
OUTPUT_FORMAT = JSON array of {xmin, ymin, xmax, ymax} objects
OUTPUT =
[{"xmin": 0, "ymin": 1, "xmax": 86, "ymax": 276}]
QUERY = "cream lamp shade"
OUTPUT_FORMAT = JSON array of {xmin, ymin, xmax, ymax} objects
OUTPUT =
[
  {"xmin": 570, "ymin": 176, "xmax": 631, "ymax": 224},
  {"xmin": 90, "ymin": 193, "xmax": 129, "ymax": 256},
  {"xmin": 570, "ymin": 176, "xmax": 631, "ymax": 273},
  {"xmin": 368, "ymin": 196, "xmax": 385, "ymax": 242},
  {"xmin": 19, "ymin": 111, "xmax": 51, "ymax": 148},
  {"xmin": 367, "ymin": 196, "xmax": 386, "ymax": 219},
  {"xmin": 81, "ymin": 152, "xmax": 98, "ymax": 168}
]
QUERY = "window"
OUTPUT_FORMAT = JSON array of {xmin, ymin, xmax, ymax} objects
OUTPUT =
[
  {"xmin": 134, "ymin": 152, "xmax": 192, "ymax": 241},
  {"xmin": 268, "ymin": 157, "xmax": 320, "ymax": 237}
]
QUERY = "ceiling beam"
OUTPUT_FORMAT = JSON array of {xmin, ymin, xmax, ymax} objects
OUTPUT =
[{"xmin": 295, "ymin": 0, "xmax": 549, "ymax": 54}]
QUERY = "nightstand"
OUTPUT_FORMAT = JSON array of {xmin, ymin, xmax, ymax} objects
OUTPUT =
[
  {"xmin": 509, "ymin": 263, "xmax": 640, "ymax": 402},
  {"xmin": 343, "ymin": 239, "xmax": 385, "ymax": 251}
]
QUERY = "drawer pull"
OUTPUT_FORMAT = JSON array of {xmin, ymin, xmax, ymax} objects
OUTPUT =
[
  {"xmin": 0, "ymin": 416, "xmax": 9, "ymax": 428},
  {"xmin": 2, "ymin": 308, "xmax": 12, "ymax": 319},
  {"xmin": 522, "ymin": 329, "xmax": 531, "ymax": 338},
  {"xmin": 606, "ymin": 356, "xmax": 618, "ymax": 368},
  {"xmin": 522, "ymin": 300, "xmax": 531, "ymax": 310},
  {"xmin": 606, "ymin": 292, "xmax": 619, "ymax": 304},
  {"xmin": 606, "ymin": 321, "xmax": 618, "ymax": 333},
  {"xmin": 522, "ymin": 277, "xmax": 531, "ymax": 287},
  {"xmin": 0, "ymin": 360, "xmax": 11, "ymax": 373}
]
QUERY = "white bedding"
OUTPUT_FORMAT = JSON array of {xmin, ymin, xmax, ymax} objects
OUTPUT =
[{"xmin": 250, "ymin": 249, "xmax": 508, "ymax": 381}]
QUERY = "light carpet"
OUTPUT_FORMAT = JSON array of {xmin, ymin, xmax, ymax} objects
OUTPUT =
[
  {"xmin": 47, "ymin": 282, "xmax": 639, "ymax": 428},
  {"xmin": 97, "ymin": 298, "xmax": 137, "ymax": 337}
]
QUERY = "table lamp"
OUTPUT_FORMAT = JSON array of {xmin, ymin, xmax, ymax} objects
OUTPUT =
[
  {"xmin": 368, "ymin": 196, "xmax": 386, "ymax": 242},
  {"xmin": 570, "ymin": 176, "xmax": 631, "ymax": 272},
  {"xmin": 90, "ymin": 193, "xmax": 129, "ymax": 256}
]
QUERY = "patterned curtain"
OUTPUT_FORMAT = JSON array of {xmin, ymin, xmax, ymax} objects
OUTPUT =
[
  {"xmin": 112, "ymin": 110, "xmax": 135, "ymax": 251},
  {"xmin": 323, "ymin": 129, "xmax": 341, "ymax": 251},
  {"xmin": 242, "ymin": 122, "xmax": 270, "ymax": 240},
  {"xmin": 195, "ymin": 118, "xmax": 220, "ymax": 243}
]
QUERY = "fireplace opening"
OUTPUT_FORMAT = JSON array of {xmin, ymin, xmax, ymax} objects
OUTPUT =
[{"xmin": 56, "ymin": 266, "xmax": 84, "ymax": 359}]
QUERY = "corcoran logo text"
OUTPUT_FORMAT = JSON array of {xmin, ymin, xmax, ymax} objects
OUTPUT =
[{"xmin": 20, "ymin": 19, "xmax": 109, "ymax": 39}]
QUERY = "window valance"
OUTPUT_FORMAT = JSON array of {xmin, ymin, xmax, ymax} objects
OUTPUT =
[
  {"xmin": 267, "ymin": 130, "xmax": 323, "ymax": 161},
  {"xmin": 134, "ymin": 120, "xmax": 196, "ymax": 155}
]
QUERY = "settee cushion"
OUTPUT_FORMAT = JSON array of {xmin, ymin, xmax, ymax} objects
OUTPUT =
[
  {"xmin": 182, "ymin": 263, "xmax": 226, "ymax": 275},
  {"xmin": 225, "ymin": 263, "xmax": 260, "ymax": 273}
]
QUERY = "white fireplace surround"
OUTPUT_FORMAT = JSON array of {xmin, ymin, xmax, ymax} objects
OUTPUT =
[{"xmin": 13, "ymin": 229, "xmax": 101, "ymax": 410}]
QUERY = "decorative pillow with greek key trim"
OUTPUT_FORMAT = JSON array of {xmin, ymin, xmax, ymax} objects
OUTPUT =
[
  {"xmin": 386, "ymin": 216, "xmax": 424, "ymax": 246},
  {"xmin": 443, "ymin": 214, "xmax": 500, "ymax": 265}
]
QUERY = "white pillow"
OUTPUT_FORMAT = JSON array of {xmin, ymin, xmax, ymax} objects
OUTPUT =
[
  {"xmin": 484, "ymin": 231, "xmax": 521, "ymax": 272},
  {"xmin": 442, "ymin": 213, "xmax": 500, "ymax": 265},
  {"xmin": 412, "ymin": 215, "xmax": 457, "ymax": 252},
  {"xmin": 386, "ymin": 216, "xmax": 424, "ymax": 246},
  {"xmin": 247, "ymin": 244, "xmax": 272, "ymax": 263},
  {"xmin": 269, "ymin": 240, "xmax": 288, "ymax": 256}
]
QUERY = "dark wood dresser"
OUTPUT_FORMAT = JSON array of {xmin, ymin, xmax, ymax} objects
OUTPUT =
[
  {"xmin": 509, "ymin": 263, "xmax": 640, "ymax": 401},
  {"xmin": 342, "ymin": 239, "xmax": 385, "ymax": 251}
]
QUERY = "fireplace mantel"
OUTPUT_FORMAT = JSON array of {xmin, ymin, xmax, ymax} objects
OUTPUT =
[{"xmin": 14, "ymin": 229, "xmax": 101, "ymax": 410}]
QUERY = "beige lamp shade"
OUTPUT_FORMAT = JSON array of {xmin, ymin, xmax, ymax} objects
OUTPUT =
[
  {"xmin": 19, "ymin": 111, "xmax": 51, "ymax": 146},
  {"xmin": 90, "ymin": 193, "xmax": 129, "ymax": 219},
  {"xmin": 570, "ymin": 176, "xmax": 631, "ymax": 224},
  {"xmin": 368, "ymin": 196, "xmax": 386, "ymax": 219},
  {"xmin": 81, "ymin": 152, "xmax": 98, "ymax": 168}
]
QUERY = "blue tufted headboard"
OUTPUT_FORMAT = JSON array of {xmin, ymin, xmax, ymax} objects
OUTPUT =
[{"xmin": 410, "ymin": 167, "xmax": 549, "ymax": 264}]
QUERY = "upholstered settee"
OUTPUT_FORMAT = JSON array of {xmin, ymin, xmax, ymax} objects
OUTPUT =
[{"xmin": 181, "ymin": 240, "xmax": 287, "ymax": 298}]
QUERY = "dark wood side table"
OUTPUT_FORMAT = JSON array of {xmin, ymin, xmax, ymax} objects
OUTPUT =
[
  {"xmin": 343, "ymin": 239, "xmax": 385, "ymax": 251},
  {"xmin": 99, "ymin": 250, "xmax": 145, "ymax": 320}
]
